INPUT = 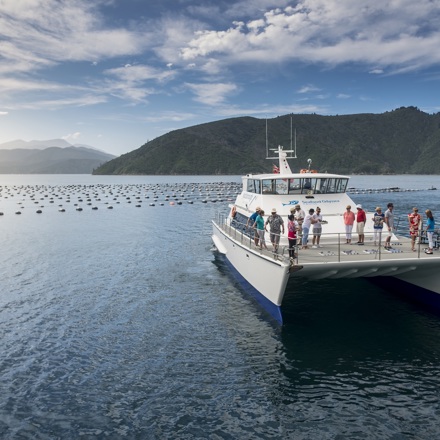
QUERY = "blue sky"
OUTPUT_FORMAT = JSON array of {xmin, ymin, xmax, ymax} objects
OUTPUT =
[{"xmin": 1, "ymin": 0, "xmax": 440, "ymax": 156}]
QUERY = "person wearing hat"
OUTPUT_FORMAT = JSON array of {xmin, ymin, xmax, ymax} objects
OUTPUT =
[
  {"xmin": 265, "ymin": 208, "xmax": 284, "ymax": 253},
  {"xmin": 408, "ymin": 206, "xmax": 421, "ymax": 251},
  {"xmin": 253, "ymin": 210, "xmax": 268, "ymax": 251},
  {"xmin": 356, "ymin": 204, "xmax": 366, "ymax": 245},
  {"xmin": 292, "ymin": 204, "xmax": 305, "ymax": 235},
  {"xmin": 343, "ymin": 205, "xmax": 355, "ymax": 244},
  {"xmin": 372, "ymin": 207, "xmax": 385, "ymax": 246},
  {"xmin": 247, "ymin": 206, "xmax": 262, "ymax": 247}
]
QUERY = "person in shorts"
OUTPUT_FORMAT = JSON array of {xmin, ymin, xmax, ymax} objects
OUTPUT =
[
  {"xmin": 253, "ymin": 210, "xmax": 268, "ymax": 250},
  {"xmin": 265, "ymin": 208, "xmax": 284, "ymax": 253},
  {"xmin": 384, "ymin": 202, "xmax": 395, "ymax": 249},
  {"xmin": 312, "ymin": 207, "xmax": 322, "ymax": 248}
]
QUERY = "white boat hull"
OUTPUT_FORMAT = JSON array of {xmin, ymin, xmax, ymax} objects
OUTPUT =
[
  {"xmin": 213, "ymin": 219, "xmax": 440, "ymax": 323},
  {"xmin": 212, "ymin": 221, "xmax": 291, "ymax": 323}
]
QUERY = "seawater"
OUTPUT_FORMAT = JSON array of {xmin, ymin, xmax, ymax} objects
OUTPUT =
[{"xmin": 1, "ymin": 174, "xmax": 440, "ymax": 439}]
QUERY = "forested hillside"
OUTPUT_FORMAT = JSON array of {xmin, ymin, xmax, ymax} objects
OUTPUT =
[{"xmin": 93, "ymin": 107, "xmax": 440, "ymax": 175}]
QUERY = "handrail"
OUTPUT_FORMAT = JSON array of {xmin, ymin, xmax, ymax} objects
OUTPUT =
[{"xmin": 214, "ymin": 212, "xmax": 437, "ymax": 264}]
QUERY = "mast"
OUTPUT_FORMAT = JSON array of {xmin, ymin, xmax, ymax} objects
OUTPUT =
[
  {"xmin": 266, "ymin": 118, "xmax": 269, "ymax": 159},
  {"xmin": 290, "ymin": 116, "xmax": 297, "ymax": 159}
]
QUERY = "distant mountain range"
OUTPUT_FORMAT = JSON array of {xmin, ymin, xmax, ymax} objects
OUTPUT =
[
  {"xmin": 0, "ymin": 139, "xmax": 116, "ymax": 174},
  {"xmin": 93, "ymin": 106, "xmax": 440, "ymax": 175}
]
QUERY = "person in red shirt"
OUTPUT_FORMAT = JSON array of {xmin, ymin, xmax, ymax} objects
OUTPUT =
[{"xmin": 356, "ymin": 204, "xmax": 366, "ymax": 245}]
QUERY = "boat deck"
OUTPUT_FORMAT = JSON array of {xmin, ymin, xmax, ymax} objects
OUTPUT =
[
  {"xmin": 215, "ymin": 218, "xmax": 440, "ymax": 281},
  {"xmin": 258, "ymin": 235, "xmax": 437, "ymax": 265}
]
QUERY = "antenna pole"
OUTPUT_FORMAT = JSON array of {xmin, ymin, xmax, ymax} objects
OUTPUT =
[
  {"xmin": 266, "ymin": 118, "xmax": 268, "ymax": 158},
  {"xmin": 290, "ymin": 117, "xmax": 292, "ymax": 151},
  {"xmin": 294, "ymin": 128, "xmax": 297, "ymax": 159}
]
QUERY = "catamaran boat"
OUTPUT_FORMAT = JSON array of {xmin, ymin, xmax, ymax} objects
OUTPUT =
[{"xmin": 212, "ymin": 146, "xmax": 440, "ymax": 323}]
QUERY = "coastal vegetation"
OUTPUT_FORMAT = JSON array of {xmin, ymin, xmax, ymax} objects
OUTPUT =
[{"xmin": 93, "ymin": 106, "xmax": 440, "ymax": 175}]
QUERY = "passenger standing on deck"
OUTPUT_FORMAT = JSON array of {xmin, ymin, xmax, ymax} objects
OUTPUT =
[
  {"xmin": 253, "ymin": 210, "xmax": 268, "ymax": 250},
  {"xmin": 408, "ymin": 207, "xmax": 421, "ymax": 252},
  {"xmin": 343, "ymin": 205, "xmax": 355, "ymax": 244},
  {"xmin": 265, "ymin": 208, "xmax": 284, "ymax": 253},
  {"xmin": 247, "ymin": 206, "xmax": 261, "ymax": 247},
  {"xmin": 287, "ymin": 214, "xmax": 299, "ymax": 261},
  {"xmin": 384, "ymin": 202, "xmax": 395, "ymax": 250},
  {"xmin": 312, "ymin": 207, "xmax": 323, "ymax": 248},
  {"xmin": 372, "ymin": 207, "xmax": 384, "ymax": 246},
  {"xmin": 301, "ymin": 208, "xmax": 317, "ymax": 249},
  {"xmin": 424, "ymin": 209, "xmax": 435, "ymax": 254},
  {"xmin": 356, "ymin": 204, "xmax": 366, "ymax": 245},
  {"xmin": 293, "ymin": 204, "xmax": 305, "ymax": 235}
]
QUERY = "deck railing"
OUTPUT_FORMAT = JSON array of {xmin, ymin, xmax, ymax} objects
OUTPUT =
[{"xmin": 214, "ymin": 213, "xmax": 439, "ymax": 264}]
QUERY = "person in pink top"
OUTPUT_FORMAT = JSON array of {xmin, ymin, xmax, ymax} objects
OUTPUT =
[{"xmin": 343, "ymin": 205, "xmax": 355, "ymax": 244}]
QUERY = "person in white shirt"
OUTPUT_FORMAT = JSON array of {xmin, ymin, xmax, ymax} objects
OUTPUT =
[
  {"xmin": 292, "ymin": 204, "xmax": 305, "ymax": 235},
  {"xmin": 301, "ymin": 208, "xmax": 318, "ymax": 249}
]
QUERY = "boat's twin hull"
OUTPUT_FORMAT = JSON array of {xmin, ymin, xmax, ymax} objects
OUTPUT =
[
  {"xmin": 213, "ymin": 220, "xmax": 440, "ymax": 324},
  {"xmin": 212, "ymin": 221, "xmax": 290, "ymax": 323}
]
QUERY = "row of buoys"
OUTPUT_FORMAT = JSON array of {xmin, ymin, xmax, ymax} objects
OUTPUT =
[
  {"xmin": 0, "ymin": 182, "xmax": 240, "ymax": 215},
  {"xmin": 348, "ymin": 186, "xmax": 437, "ymax": 194}
]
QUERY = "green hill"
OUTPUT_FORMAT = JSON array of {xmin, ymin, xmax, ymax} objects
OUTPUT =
[{"xmin": 93, "ymin": 106, "xmax": 440, "ymax": 175}]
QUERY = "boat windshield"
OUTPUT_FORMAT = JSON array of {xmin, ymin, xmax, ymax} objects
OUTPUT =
[{"xmin": 246, "ymin": 177, "xmax": 348, "ymax": 195}]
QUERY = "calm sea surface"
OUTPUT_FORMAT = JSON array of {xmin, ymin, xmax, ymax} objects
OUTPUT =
[{"xmin": 1, "ymin": 174, "xmax": 440, "ymax": 439}]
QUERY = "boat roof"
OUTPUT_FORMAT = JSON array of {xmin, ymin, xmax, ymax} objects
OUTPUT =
[{"xmin": 244, "ymin": 172, "xmax": 350, "ymax": 180}]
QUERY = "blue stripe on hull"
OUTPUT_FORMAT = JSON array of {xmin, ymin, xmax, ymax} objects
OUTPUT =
[
  {"xmin": 370, "ymin": 276, "xmax": 440, "ymax": 313},
  {"xmin": 219, "ymin": 254, "xmax": 283, "ymax": 324}
]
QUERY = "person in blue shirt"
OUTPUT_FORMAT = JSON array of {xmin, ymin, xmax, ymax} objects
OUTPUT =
[
  {"xmin": 246, "ymin": 207, "xmax": 261, "ymax": 246},
  {"xmin": 253, "ymin": 210, "xmax": 268, "ymax": 250},
  {"xmin": 424, "ymin": 209, "xmax": 435, "ymax": 254}
]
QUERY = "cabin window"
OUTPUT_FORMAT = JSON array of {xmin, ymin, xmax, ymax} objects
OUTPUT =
[
  {"xmin": 262, "ymin": 179, "xmax": 275, "ymax": 194},
  {"xmin": 246, "ymin": 179, "xmax": 261, "ymax": 194},
  {"xmin": 288, "ymin": 179, "xmax": 301, "ymax": 194},
  {"xmin": 325, "ymin": 178, "xmax": 348, "ymax": 194},
  {"xmin": 254, "ymin": 177, "xmax": 348, "ymax": 195},
  {"xmin": 255, "ymin": 180, "xmax": 261, "ymax": 194},
  {"xmin": 275, "ymin": 179, "xmax": 288, "ymax": 195},
  {"xmin": 286, "ymin": 178, "xmax": 349, "ymax": 194},
  {"xmin": 262, "ymin": 179, "xmax": 289, "ymax": 194},
  {"xmin": 335, "ymin": 179, "xmax": 348, "ymax": 193}
]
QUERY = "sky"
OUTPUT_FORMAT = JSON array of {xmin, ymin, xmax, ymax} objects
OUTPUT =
[{"xmin": 1, "ymin": 0, "xmax": 440, "ymax": 156}]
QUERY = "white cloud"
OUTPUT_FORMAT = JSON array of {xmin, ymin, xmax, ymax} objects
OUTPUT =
[
  {"xmin": 142, "ymin": 112, "xmax": 196, "ymax": 123},
  {"xmin": 0, "ymin": 0, "xmax": 150, "ymax": 76},
  {"xmin": 0, "ymin": 111, "xmax": 8, "ymax": 115},
  {"xmin": 105, "ymin": 64, "xmax": 175, "ymax": 83},
  {"xmin": 297, "ymin": 85, "xmax": 321, "ymax": 94},
  {"xmin": 180, "ymin": 0, "xmax": 440, "ymax": 71},
  {"xmin": 62, "ymin": 132, "xmax": 81, "ymax": 142},
  {"xmin": 185, "ymin": 82, "xmax": 238, "ymax": 105}
]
